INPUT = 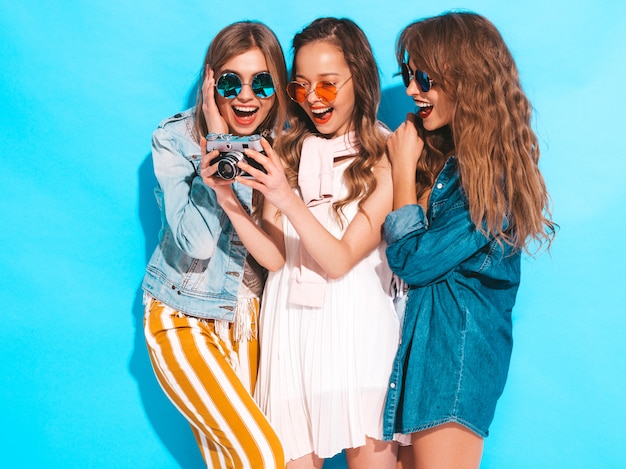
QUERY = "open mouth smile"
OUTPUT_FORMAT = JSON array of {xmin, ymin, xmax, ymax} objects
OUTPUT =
[
  {"xmin": 311, "ymin": 105, "xmax": 333, "ymax": 125},
  {"xmin": 232, "ymin": 105, "xmax": 259, "ymax": 125},
  {"xmin": 415, "ymin": 101, "xmax": 433, "ymax": 119}
]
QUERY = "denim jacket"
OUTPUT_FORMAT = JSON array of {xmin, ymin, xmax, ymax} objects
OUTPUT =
[
  {"xmin": 142, "ymin": 108, "xmax": 255, "ymax": 320},
  {"xmin": 381, "ymin": 156, "xmax": 521, "ymax": 438}
]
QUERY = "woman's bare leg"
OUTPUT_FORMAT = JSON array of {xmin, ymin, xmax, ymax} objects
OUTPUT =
[
  {"xmin": 286, "ymin": 452, "xmax": 324, "ymax": 469},
  {"xmin": 345, "ymin": 437, "xmax": 398, "ymax": 469},
  {"xmin": 396, "ymin": 444, "xmax": 414, "ymax": 468},
  {"xmin": 410, "ymin": 423, "xmax": 483, "ymax": 469}
]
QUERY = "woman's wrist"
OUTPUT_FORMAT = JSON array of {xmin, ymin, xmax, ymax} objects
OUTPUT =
[{"xmin": 275, "ymin": 189, "xmax": 303, "ymax": 217}]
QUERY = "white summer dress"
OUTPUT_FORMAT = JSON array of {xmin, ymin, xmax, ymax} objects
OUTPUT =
[{"xmin": 254, "ymin": 156, "xmax": 401, "ymax": 461}]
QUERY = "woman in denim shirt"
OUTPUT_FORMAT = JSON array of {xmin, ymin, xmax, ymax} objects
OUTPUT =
[
  {"xmin": 382, "ymin": 12, "xmax": 556, "ymax": 468},
  {"xmin": 142, "ymin": 21, "xmax": 288, "ymax": 468}
]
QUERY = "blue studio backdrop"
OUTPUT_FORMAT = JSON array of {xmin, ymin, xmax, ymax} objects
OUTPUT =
[{"xmin": 1, "ymin": 1, "xmax": 625, "ymax": 468}]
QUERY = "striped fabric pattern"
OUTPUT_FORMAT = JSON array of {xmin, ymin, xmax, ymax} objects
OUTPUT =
[{"xmin": 144, "ymin": 298, "xmax": 284, "ymax": 469}]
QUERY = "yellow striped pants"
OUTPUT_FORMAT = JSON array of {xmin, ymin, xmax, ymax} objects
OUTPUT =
[{"xmin": 144, "ymin": 297, "xmax": 285, "ymax": 468}]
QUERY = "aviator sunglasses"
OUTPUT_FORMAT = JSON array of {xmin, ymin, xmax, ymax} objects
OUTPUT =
[
  {"xmin": 286, "ymin": 77, "xmax": 352, "ymax": 104},
  {"xmin": 401, "ymin": 62, "xmax": 435, "ymax": 93},
  {"xmin": 215, "ymin": 72, "xmax": 275, "ymax": 99}
]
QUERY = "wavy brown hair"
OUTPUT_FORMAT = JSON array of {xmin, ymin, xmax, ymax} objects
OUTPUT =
[
  {"xmin": 192, "ymin": 21, "xmax": 288, "ymax": 217},
  {"xmin": 275, "ymin": 17, "xmax": 387, "ymax": 223},
  {"xmin": 397, "ymin": 11, "xmax": 555, "ymax": 252}
]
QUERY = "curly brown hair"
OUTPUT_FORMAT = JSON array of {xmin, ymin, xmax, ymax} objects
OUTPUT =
[
  {"xmin": 276, "ymin": 17, "xmax": 388, "ymax": 224},
  {"xmin": 397, "ymin": 11, "xmax": 556, "ymax": 252}
]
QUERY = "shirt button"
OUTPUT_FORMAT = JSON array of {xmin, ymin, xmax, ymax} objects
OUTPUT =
[
  {"xmin": 390, "ymin": 383, "xmax": 396, "ymax": 389},
  {"xmin": 436, "ymin": 182, "xmax": 443, "ymax": 189}
]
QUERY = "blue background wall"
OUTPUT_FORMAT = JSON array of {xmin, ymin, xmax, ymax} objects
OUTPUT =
[{"xmin": 1, "ymin": 1, "xmax": 625, "ymax": 467}]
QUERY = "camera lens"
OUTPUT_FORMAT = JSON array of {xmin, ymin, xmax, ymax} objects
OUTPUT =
[{"xmin": 216, "ymin": 152, "xmax": 243, "ymax": 180}]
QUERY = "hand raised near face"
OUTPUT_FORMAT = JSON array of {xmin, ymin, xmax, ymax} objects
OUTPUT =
[
  {"xmin": 386, "ymin": 112, "xmax": 425, "ymax": 173},
  {"xmin": 202, "ymin": 66, "xmax": 229, "ymax": 135}
]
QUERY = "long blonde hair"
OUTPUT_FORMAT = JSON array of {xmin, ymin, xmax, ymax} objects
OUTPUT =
[
  {"xmin": 276, "ymin": 17, "xmax": 387, "ymax": 222},
  {"xmin": 397, "ymin": 11, "xmax": 556, "ymax": 252}
]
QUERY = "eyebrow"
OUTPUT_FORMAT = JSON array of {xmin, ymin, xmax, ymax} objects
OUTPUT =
[
  {"xmin": 294, "ymin": 72, "xmax": 343, "ymax": 81},
  {"xmin": 220, "ymin": 69, "xmax": 270, "ymax": 75}
]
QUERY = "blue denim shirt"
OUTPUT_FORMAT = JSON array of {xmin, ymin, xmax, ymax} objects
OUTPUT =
[
  {"xmin": 382, "ymin": 156, "xmax": 520, "ymax": 438},
  {"xmin": 142, "ymin": 108, "xmax": 254, "ymax": 320}
]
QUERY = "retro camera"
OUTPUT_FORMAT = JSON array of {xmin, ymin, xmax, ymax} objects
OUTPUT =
[{"xmin": 206, "ymin": 133, "xmax": 267, "ymax": 180}]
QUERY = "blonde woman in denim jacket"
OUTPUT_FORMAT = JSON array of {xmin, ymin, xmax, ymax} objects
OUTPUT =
[{"xmin": 142, "ymin": 21, "xmax": 288, "ymax": 469}]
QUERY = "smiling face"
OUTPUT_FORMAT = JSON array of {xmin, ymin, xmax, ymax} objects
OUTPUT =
[
  {"xmin": 215, "ymin": 48, "xmax": 276, "ymax": 136},
  {"xmin": 292, "ymin": 40, "xmax": 355, "ymax": 137},
  {"xmin": 406, "ymin": 59, "xmax": 454, "ymax": 131}
]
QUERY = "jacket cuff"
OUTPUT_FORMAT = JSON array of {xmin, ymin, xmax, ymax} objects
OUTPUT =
[{"xmin": 383, "ymin": 204, "xmax": 428, "ymax": 244}]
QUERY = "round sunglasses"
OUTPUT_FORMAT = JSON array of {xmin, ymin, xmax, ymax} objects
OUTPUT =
[
  {"xmin": 286, "ymin": 77, "xmax": 352, "ymax": 104},
  {"xmin": 214, "ymin": 72, "xmax": 275, "ymax": 99},
  {"xmin": 401, "ymin": 62, "xmax": 435, "ymax": 93}
]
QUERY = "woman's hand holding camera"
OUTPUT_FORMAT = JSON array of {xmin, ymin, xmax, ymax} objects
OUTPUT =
[
  {"xmin": 236, "ymin": 138, "xmax": 299, "ymax": 212},
  {"xmin": 200, "ymin": 135, "xmax": 299, "ymax": 217},
  {"xmin": 199, "ymin": 136, "xmax": 235, "ymax": 203}
]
